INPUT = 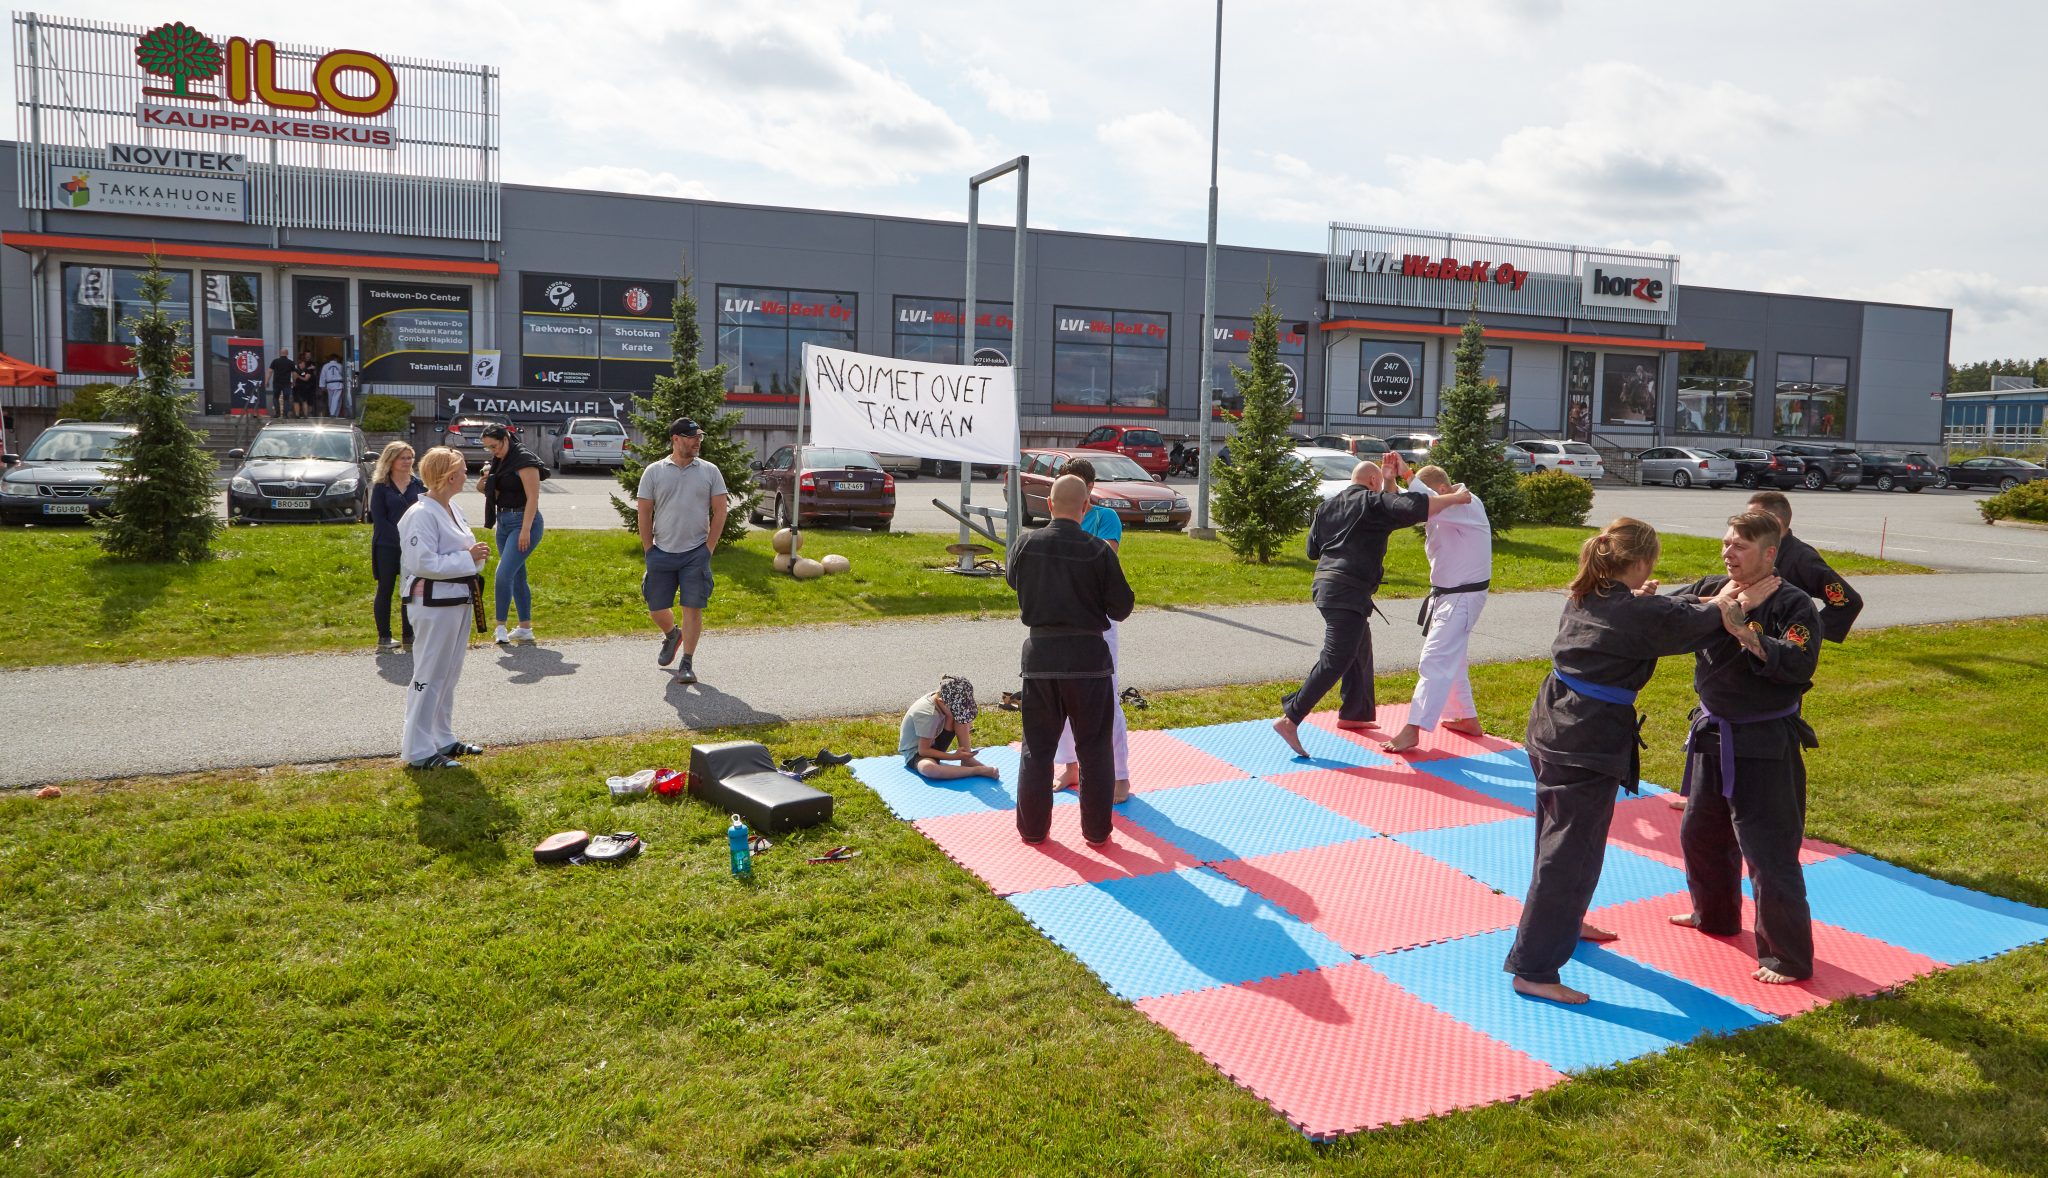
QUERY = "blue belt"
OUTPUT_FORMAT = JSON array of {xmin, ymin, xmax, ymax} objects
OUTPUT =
[
  {"xmin": 1681, "ymin": 703, "xmax": 1803, "ymax": 800},
  {"xmin": 1552, "ymin": 667, "xmax": 1638, "ymax": 706}
]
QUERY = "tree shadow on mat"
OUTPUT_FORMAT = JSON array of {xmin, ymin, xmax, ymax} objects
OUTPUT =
[{"xmin": 412, "ymin": 766, "xmax": 519, "ymax": 871}]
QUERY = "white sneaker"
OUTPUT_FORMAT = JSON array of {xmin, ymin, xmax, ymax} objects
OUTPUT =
[
  {"xmin": 494, "ymin": 625, "xmax": 510, "ymax": 644},
  {"xmin": 509, "ymin": 626, "xmax": 535, "ymax": 645}
]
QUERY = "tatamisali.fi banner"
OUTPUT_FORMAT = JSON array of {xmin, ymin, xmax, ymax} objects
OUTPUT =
[{"xmin": 802, "ymin": 343, "xmax": 1017, "ymax": 466}]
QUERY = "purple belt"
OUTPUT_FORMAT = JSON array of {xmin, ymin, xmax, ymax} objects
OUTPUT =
[{"xmin": 1681, "ymin": 704, "xmax": 1802, "ymax": 800}]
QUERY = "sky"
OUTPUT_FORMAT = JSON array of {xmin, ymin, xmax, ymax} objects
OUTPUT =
[{"xmin": 21, "ymin": 0, "xmax": 2048, "ymax": 362}]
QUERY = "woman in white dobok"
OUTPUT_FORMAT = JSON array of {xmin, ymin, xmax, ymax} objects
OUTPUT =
[{"xmin": 399, "ymin": 446, "xmax": 491, "ymax": 770}]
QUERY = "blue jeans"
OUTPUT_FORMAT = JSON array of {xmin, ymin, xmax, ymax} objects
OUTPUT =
[{"xmin": 494, "ymin": 510, "xmax": 543, "ymax": 623}]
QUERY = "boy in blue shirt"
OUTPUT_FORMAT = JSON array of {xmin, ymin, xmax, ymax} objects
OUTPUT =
[{"xmin": 1054, "ymin": 458, "xmax": 1131, "ymax": 802}]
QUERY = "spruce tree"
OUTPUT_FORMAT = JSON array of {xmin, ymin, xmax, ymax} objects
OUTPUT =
[
  {"xmin": 1213, "ymin": 286, "xmax": 1320, "ymax": 563},
  {"xmin": 97, "ymin": 255, "xmax": 220, "ymax": 563},
  {"xmin": 612, "ymin": 262, "xmax": 758, "ymax": 539},
  {"xmin": 1427, "ymin": 302, "xmax": 1524, "ymax": 531}
]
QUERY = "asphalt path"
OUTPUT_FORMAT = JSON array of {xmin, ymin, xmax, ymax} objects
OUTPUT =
[{"xmin": 5, "ymin": 571, "xmax": 2042, "ymax": 787}]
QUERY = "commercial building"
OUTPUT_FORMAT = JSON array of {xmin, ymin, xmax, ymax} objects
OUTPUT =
[{"xmin": 3, "ymin": 12, "xmax": 1952, "ymax": 458}]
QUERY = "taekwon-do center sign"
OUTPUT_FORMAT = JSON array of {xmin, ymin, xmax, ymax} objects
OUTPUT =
[
  {"xmin": 802, "ymin": 343, "xmax": 1018, "ymax": 466},
  {"xmin": 358, "ymin": 280, "xmax": 472, "ymax": 384}
]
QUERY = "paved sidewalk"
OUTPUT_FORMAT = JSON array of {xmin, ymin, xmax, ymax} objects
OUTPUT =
[{"xmin": 4, "ymin": 572, "xmax": 2043, "ymax": 787}]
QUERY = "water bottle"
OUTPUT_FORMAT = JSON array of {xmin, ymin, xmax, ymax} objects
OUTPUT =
[{"xmin": 728, "ymin": 815, "xmax": 753, "ymax": 879}]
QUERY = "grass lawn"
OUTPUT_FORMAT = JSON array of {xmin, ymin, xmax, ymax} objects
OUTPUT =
[
  {"xmin": 0, "ymin": 524, "xmax": 1919, "ymax": 668},
  {"xmin": 3, "ymin": 618, "xmax": 2044, "ymax": 1175}
]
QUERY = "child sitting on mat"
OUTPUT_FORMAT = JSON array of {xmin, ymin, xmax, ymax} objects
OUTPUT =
[{"xmin": 898, "ymin": 675, "xmax": 1000, "ymax": 780}]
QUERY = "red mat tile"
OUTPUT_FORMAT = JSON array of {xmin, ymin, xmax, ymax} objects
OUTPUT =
[
  {"xmin": 1587, "ymin": 893, "xmax": 1946, "ymax": 1017},
  {"xmin": 1217, "ymin": 838, "xmax": 1524, "ymax": 957},
  {"xmin": 1124, "ymin": 728, "xmax": 1250, "ymax": 793},
  {"xmin": 913, "ymin": 806, "xmax": 1200, "ymax": 896},
  {"xmin": 1306, "ymin": 703, "xmax": 1522, "ymax": 763},
  {"xmin": 1268, "ymin": 761, "xmax": 1527, "ymax": 835},
  {"xmin": 1137, "ymin": 961, "xmax": 1566, "ymax": 1138},
  {"xmin": 1609, "ymin": 795, "xmax": 1862, "ymax": 870}
]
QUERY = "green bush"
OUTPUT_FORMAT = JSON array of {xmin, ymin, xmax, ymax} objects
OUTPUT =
[
  {"xmin": 1520, "ymin": 468, "xmax": 1595, "ymax": 526},
  {"xmin": 361, "ymin": 394, "xmax": 414, "ymax": 434},
  {"xmin": 58, "ymin": 382, "xmax": 126, "ymax": 422},
  {"xmin": 1980, "ymin": 480, "xmax": 2048, "ymax": 524}
]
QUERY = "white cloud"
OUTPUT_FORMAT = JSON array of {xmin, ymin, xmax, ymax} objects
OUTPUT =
[
  {"xmin": 965, "ymin": 66, "xmax": 1051, "ymax": 122},
  {"xmin": 1856, "ymin": 269, "xmax": 2048, "ymax": 336},
  {"xmin": 543, "ymin": 166, "xmax": 716, "ymax": 201}
]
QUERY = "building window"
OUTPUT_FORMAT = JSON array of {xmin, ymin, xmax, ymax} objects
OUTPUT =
[
  {"xmin": 892, "ymin": 296, "xmax": 1013, "ymax": 366},
  {"xmin": 1773, "ymin": 354, "xmax": 1849, "ymax": 439},
  {"xmin": 1209, "ymin": 316, "xmax": 1306, "ymax": 416},
  {"xmin": 61, "ymin": 263, "xmax": 193, "ymax": 375},
  {"xmin": 716, "ymin": 286, "xmax": 857, "ymax": 402},
  {"xmin": 202, "ymin": 271, "xmax": 262, "ymax": 411},
  {"xmin": 519, "ymin": 273, "xmax": 675, "ymax": 393},
  {"xmin": 1675, "ymin": 348, "xmax": 1756, "ymax": 435},
  {"xmin": 1356, "ymin": 339, "xmax": 1424, "ymax": 416},
  {"xmin": 1054, "ymin": 306, "xmax": 1169, "ymax": 412},
  {"xmin": 1599, "ymin": 352, "xmax": 1660, "ymax": 425},
  {"xmin": 1565, "ymin": 350, "xmax": 1595, "ymax": 441}
]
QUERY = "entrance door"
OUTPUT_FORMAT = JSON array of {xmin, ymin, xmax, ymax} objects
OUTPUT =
[{"xmin": 293, "ymin": 275, "xmax": 353, "ymax": 418}]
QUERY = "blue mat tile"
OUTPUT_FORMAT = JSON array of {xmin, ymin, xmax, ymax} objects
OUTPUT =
[
  {"xmin": 1008, "ymin": 866, "xmax": 1353, "ymax": 1001},
  {"xmin": 1171, "ymin": 718, "xmax": 1391, "ymax": 779},
  {"xmin": 1120, "ymin": 777, "xmax": 1378, "ymax": 863},
  {"xmin": 849, "ymin": 747, "xmax": 1050, "ymax": 821},
  {"xmin": 1395, "ymin": 816, "xmax": 1689, "ymax": 911},
  {"xmin": 1367, "ymin": 928, "xmax": 1772, "ymax": 1073},
  {"xmin": 1798, "ymin": 854, "xmax": 2048, "ymax": 965},
  {"xmin": 1413, "ymin": 750, "xmax": 1666, "ymax": 810}
]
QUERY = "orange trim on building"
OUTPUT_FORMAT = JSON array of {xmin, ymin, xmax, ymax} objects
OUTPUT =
[
  {"xmin": 1320, "ymin": 318, "xmax": 1706, "ymax": 351},
  {"xmin": 1, "ymin": 232, "xmax": 499, "ymax": 276}
]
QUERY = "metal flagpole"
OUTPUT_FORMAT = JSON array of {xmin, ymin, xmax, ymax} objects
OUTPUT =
[
  {"xmin": 963, "ymin": 156, "xmax": 1030, "ymax": 569},
  {"xmin": 958, "ymin": 182, "xmax": 980, "ymax": 571},
  {"xmin": 1191, "ymin": 0, "xmax": 1224, "ymax": 540}
]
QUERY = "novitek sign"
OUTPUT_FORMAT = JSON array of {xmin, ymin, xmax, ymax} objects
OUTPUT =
[
  {"xmin": 130, "ymin": 20, "xmax": 400, "ymax": 148},
  {"xmin": 1327, "ymin": 223, "xmax": 1679, "ymax": 325}
]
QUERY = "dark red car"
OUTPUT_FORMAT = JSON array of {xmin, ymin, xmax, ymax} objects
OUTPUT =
[
  {"xmin": 1011, "ymin": 448, "xmax": 1190, "ymax": 530},
  {"xmin": 1077, "ymin": 424, "xmax": 1171, "ymax": 476},
  {"xmin": 750, "ymin": 445, "xmax": 895, "ymax": 531}
]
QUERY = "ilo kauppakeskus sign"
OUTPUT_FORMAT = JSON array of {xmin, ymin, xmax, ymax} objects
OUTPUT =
[{"xmin": 802, "ymin": 343, "xmax": 1018, "ymax": 467}]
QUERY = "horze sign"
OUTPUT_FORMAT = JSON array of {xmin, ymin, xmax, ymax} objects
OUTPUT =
[
  {"xmin": 802, "ymin": 343, "xmax": 1019, "ymax": 467},
  {"xmin": 128, "ymin": 20, "xmax": 399, "ymax": 148}
]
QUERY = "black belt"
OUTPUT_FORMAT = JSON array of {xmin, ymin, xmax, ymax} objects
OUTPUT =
[
  {"xmin": 1028, "ymin": 624, "xmax": 1106, "ymax": 638},
  {"xmin": 1417, "ymin": 579, "xmax": 1490, "ymax": 634}
]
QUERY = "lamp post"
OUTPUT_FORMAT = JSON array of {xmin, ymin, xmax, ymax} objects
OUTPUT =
[{"xmin": 1190, "ymin": 0, "xmax": 1223, "ymax": 540}]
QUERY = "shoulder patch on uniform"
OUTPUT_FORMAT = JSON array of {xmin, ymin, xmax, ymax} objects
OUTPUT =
[
  {"xmin": 1824, "ymin": 582, "xmax": 1847, "ymax": 606},
  {"xmin": 409, "ymin": 535, "xmax": 419, "ymax": 546},
  {"xmin": 1785, "ymin": 622, "xmax": 1812, "ymax": 649},
  {"xmin": 1746, "ymin": 619, "xmax": 1764, "ymax": 634}
]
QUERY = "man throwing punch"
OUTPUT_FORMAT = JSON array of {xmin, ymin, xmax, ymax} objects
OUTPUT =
[
  {"xmin": 1274, "ymin": 452, "xmax": 1472, "ymax": 757},
  {"xmin": 1669, "ymin": 511, "xmax": 1822, "ymax": 985},
  {"xmin": 637, "ymin": 417, "xmax": 727, "ymax": 685},
  {"xmin": 1385, "ymin": 463, "xmax": 1492, "ymax": 754},
  {"xmin": 1009, "ymin": 475, "xmax": 1135, "ymax": 847}
]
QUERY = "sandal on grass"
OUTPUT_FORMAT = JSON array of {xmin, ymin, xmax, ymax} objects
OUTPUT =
[
  {"xmin": 409, "ymin": 753, "xmax": 463, "ymax": 771},
  {"xmin": 807, "ymin": 846, "xmax": 859, "ymax": 864},
  {"xmin": 444, "ymin": 741, "xmax": 485, "ymax": 757},
  {"xmin": 1120, "ymin": 686, "xmax": 1149, "ymax": 709}
]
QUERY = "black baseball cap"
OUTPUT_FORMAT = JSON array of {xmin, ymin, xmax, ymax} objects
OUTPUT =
[{"xmin": 668, "ymin": 417, "xmax": 701, "ymax": 438}]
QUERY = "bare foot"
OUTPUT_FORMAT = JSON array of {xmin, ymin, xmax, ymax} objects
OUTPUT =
[
  {"xmin": 1382, "ymin": 725, "xmax": 1422, "ymax": 753},
  {"xmin": 1668, "ymin": 912, "xmax": 1703, "ymax": 928},
  {"xmin": 1055, "ymin": 765, "xmax": 1078, "ymax": 792},
  {"xmin": 1334, "ymin": 718, "xmax": 1377, "ymax": 731},
  {"xmin": 1667, "ymin": 794, "xmax": 1688, "ymax": 811},
  {"xmin": 1512, "ymin": 976, "xmax": 1590, "ymax": 1005},
  {"xmin": 1578, "ymin": 922, "xmax": 1618, "ymax": 942},
  {"xmin": 1272, "ymin": 717, "xmax": 1310, "ymax": 758},
  {"xmin": 1753, "ymin": 966, "xmax": 1800, "ymax": 985},
  {"xmin": 1443, "ymin": 717, "xmax": 1485, "ymax": 736},
  {"xmin": 978, "ymin": 765, "xmax": 1001, "ymax": 780},
  {"xmin": 1113, "ymin": 779, "xmax": 1132, "ymax": 805}
]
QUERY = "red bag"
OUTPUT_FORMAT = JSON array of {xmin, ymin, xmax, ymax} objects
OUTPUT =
[{"xmin": 652, "ymin": 767, "xmax": 688, "ymax": 799}]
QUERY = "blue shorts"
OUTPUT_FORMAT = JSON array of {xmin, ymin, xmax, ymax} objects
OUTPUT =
[{"xmin": 643, "ymin": 543, "xmax": 713, "ymax": 611}]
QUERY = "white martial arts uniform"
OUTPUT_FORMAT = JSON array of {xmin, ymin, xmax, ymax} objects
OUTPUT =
[
  {"xmin": 1408, "ymin": 476, "xmax": 1492, "ymax": 730},
  {"xmin": 1054, "ymin": 619, "xmax": 1129, "ymax": 779},
  {"xmin": 398, "ymin": 496, "xmax": 484, "ymax": 765}
]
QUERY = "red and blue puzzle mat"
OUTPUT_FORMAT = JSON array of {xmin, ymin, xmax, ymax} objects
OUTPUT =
[{"xmin": 849, "ymin": 706, "xmax": 2048, "ymax": 1139}]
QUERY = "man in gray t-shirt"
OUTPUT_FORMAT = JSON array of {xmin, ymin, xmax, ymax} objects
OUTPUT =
[{"xmin": 636, "ymin": 417, "xmax": 729, "ymax": 684}]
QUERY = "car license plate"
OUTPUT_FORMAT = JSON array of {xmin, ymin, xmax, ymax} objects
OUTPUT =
[
  {"xmin": 1136, "ymin": 451, "xmax": 1154, "ymax": 458},
  {"xmin": 269, "ymin": 498, "xmax": 313, "ymax": 510},
  {"xmin": 42, "ymin": 503, "xmax": 88, "ymax": 515},
  {"xmin": 833, "ymin": 480, "xmax": 864, "ymax": 491},
  {"xmin": 1146, "ymin": 513, "xmax": 1168, "ymax": 523}
]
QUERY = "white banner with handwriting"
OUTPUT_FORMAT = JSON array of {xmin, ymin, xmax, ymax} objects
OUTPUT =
[{"xmin": 802, "ymin": 343, "xmax": 1018, "ymax": 465}]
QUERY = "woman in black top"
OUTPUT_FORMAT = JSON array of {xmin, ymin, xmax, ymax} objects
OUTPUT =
[
  {"xmin": 369, "ymin": 440, "xmax": 424, "ymax": 651},
  {"xmin": 479, "ymin": 424, "xmax": 545, "ymax": 645}
]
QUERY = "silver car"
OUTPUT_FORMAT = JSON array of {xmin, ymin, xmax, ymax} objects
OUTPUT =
[
  {"xmin": 548, "ymin": 416, "xmax": 627, "ymax": 470},
  {"xmin": 1637, "ymin": 445, "xmax": 1737, "ymax": 489},
  {"xmin": 1381, "ymin": 433, "xmax": 1438, "ymax": 465}
]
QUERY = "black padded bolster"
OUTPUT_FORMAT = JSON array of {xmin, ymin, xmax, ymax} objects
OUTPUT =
[{"xmin": 688, "ymin": 740, "xmax": 834, "ymax": 833}]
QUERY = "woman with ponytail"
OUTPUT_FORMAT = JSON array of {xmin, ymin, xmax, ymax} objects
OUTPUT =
[{"xmin": 1504, "ymin": 517, "xmax": 1770, "ymax": 1004}]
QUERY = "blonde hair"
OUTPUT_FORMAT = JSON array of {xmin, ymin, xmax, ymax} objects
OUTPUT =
[
  {"xmin": 417, "ymin": 446, "xmax": 466, "ymax": 493},
  {"xmin": 372, "ymin": 440, "xmax": 415, "ymax": 487},
  {"xmin": 1567, "ymin": 517, "xmax": 1660, "ymax": 604},
  {"xmin": 1415, "ymin": 464, "xmax": 1451, "ymax": 492}
]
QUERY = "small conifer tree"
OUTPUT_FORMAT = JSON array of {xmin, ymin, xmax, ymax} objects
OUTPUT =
[
  {"xmin": 1427, "ymin": 301, "xmax": 1524, "ymax": 531},
  {"xmin": 97, "ymin": 255, "xmax": 220, "ymax": 563},
  {"xmin": 1214, "ymin": 286, "xmax": 1320, "ymax": 562}
]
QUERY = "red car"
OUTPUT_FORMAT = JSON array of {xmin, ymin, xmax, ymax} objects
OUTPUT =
[
  {"xmin": 1077, "ymin": 424, "xmax": 1171, "ymax": 476},
  {"xmin": 1012, "ymin": 448, "xmax": 1190, "ymax": 530},
  {"xmin": 750, "ymin": 445, "xmax": 896, "ymax": 531}
]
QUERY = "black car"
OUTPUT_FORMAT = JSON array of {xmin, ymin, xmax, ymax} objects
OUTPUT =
[
  {"xmin": 1936, "ymin": 455, "xmax": 2047, "ymax": 492},
  {"xmin": 1856, "ymin": 451, "xmax": 1936, "ymax": 493},
  {"xmin": 0, "ymin": 420, "xmax": 138, "ymax": 524},
  {"xmin": 225, "ymin": 421, "xmax": 376, "ymax": 524},
  {"xmin": 442, "ymin": 415, "xmax": 520, "ymax": 470},
  {"xmin": 1715, "ymin": 446, "xmax": 1803, "ymax": 490},
  {"xmin": 1772, "ymin": 442, "xmax": 1863, "ymax": 490}
]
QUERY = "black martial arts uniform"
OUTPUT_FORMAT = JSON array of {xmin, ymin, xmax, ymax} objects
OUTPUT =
[
  {"xmin": 1672, "ymin": 574, "xmax": 1822, "ymax": 980},
  {"xmin": 1008, "ymin": 517, "xmax": 1136, "ymax": 845},
  {"xmin": 1775, "ymin": 531, "xmax": 1861, "ymax": 643},
  {"xmin": 1281, "ymin": 484, "xmax": 1429, "ymax": 725},
  {"xmin": 1503, "ymin": 583, "xmax": 1727, "ymax": 985}
]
